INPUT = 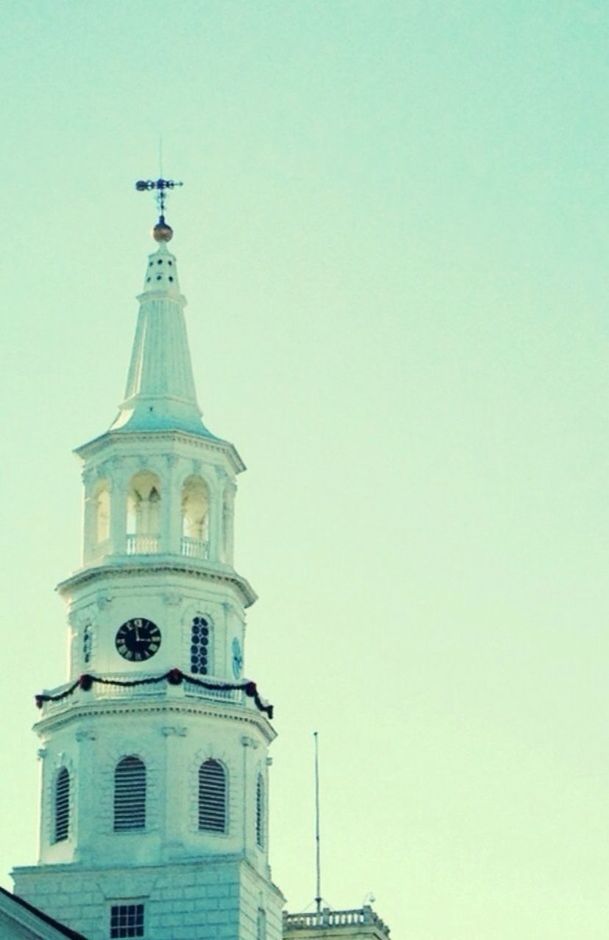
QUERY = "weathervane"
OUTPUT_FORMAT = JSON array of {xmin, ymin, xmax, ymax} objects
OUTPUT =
[{"xmin": 134, "ymin": 177, "xmax": 184, "ymax": 242}]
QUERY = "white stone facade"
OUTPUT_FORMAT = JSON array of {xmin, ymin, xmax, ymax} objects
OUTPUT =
[{"xmin": 14, "ymin": 857, "xmax": 283, "ymax": 940}]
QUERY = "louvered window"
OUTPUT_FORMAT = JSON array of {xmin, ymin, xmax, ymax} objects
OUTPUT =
[
  {"xmin": 110, "ymin": 904, "xmax": 144, "ymax": 938},
  {"xmin": 53, "ymin": 768, "xmax": 70, "ymax": 843},
  {"xmin": 198, "ymin": 759, "xmax": 227, "ymax": 832},
  {"xmin": 256, "ymin": 773, "xmax": 265, "ymax": 849},
  {"xmin": 114, "ymin": 757, "xmax": 146, "ymax": 831}
]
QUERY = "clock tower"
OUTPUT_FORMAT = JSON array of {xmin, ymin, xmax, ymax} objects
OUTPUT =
[{"xmin": 12, "ymin": 195, "xmax": 284, "ymax": 940}]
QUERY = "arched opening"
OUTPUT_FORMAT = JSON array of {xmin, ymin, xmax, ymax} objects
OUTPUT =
[
  {"xmin": 198, "ymin": 759, "xmax": 227, "ymax": 833},
  {"xmin": 95, "ymin": 483, "xmax": 110, "ymax": 544},
  {"xmin": 53, "ymin": 767, "xmax": 70, "ymax": 843},
  {"xmin": 181, "ymin": 476, "xmax": 209, "ymax": 558},
  {"xmin": 127, "ymin": 472, "xmax": 161, "ymax": 554},
  {"xmin": 114, "ymin": 756, "xmax": 146, "ymax": 831}
]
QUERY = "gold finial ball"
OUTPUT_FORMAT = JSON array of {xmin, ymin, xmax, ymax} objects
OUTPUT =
[{"xmin": 153, "ymin": 216, "xmax": 173, "ymax": 242}]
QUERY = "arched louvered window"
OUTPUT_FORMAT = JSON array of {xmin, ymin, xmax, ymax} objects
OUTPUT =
[
  {"xmin": 198, "ymin": 759, "xmax": 227, "ymax": 833},
  {"xmin": 256, "ymin": 773, "xmax": 265, "ymax": 849},
  {"xmin": 53, "ymin": 768, "xmax": 70, "ymax": 843},
  {"xmin": 190, "ymin": 616, "xmax": 211, "ymax": 675},
  {"xmin": 114, "ymin": 756, "xmax": 146, "ymax": 831}
]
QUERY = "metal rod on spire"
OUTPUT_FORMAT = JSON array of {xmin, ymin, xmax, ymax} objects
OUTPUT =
[
  {"xmin": 314, "ymin": 731, "xmax": 322, "ymax": 915},
  {"xmin": 135, "ymin": 177, "xmax": 183, "ymax": 217},
  {"xmin": 135, "ymin": 177, "xmax": 184, "ymax": 242}
]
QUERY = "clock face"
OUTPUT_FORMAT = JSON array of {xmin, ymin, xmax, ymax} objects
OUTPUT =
[
  {"xmin": 232, "ymin": 637, "xmax": 243, "ymax": 679},
  {"xmin": 115, "ymin": 618, "xmax": 162, "ymax": 662}
]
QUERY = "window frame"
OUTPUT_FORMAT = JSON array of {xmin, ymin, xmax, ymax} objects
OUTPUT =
[
  {"xmin": 109, "ymin": 903, "xmax": 144, "ymax": 938},
  {"xmin": 52, "ymin": 766, "xmax": 70, "ymax": 844},
  {"xmin": 113, "ymin": 755, "xmax": 147, "ymax": 832},
  {"xmin": 256, "ymin": 772, "xmax": 265, "ymax": 850},
  {"xmin": 198, "ymin": 758, "xmax": 228, "ymax": 834}
]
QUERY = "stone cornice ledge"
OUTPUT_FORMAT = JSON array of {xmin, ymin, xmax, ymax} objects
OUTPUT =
[
  {"xmin": 34, "ymin": 698, "xmax": 277, "ymax": 743},
  {"xmin": 75, "ymin": 428, "xmax": 245, "ymax": 474},
  {"xmin": 57, "ymin": 558, "xmax": 257, "ymax": 607}
]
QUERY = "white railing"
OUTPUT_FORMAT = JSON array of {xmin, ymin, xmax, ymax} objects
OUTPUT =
[
  {"xmin": 126, "ymin": 534, "xmax": 160, "ymax": 554},
  {"xmin": 283, "ymin": 908, "xmax": 389, "ymax": 935},
  {"xmin": 180, "ymin": 536, "xmax": 209, "ymax": 559},
  {"xmin": 38, "ymin": 673, "xmax": 246, "ymax": 718},
  {"xmin": 182, "ymin": 678, "xmax": 242, "ymax": 703}
]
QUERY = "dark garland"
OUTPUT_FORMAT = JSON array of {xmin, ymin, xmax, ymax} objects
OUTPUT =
[{"xmin": 35, "ymin": 668, "xmax": 273, "ymax": 719}]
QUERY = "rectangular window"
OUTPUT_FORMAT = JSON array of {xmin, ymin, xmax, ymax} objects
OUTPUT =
[
  {"xmin": 110, "ymin": 904, "xmax": 144, "ymax": 938},
  {"xmin": 257, "ymin": 908, "xmax": 267, "ymax": 940}
]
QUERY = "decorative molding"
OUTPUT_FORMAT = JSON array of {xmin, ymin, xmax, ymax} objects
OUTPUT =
[
  {"xmin": 161, "ymin": 726, "xmax": 187, "ymax": 737},
  {"xmin": 96, "ymin": 592, "xmax": 112, "ymax": 610},
  {"xmin": 59, "ymin": 561, "xmax": 258, "ymax": 608},
  {"xmin": 74, "ymin": 429, "xmax": 246, "ymax": 476},
  {"xmin": 35, "ymin": 700, "xmax": 277, "ymax": 744}
]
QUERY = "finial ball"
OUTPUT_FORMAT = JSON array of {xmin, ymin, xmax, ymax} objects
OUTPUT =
[{"xmin": 153, "ymin": 217, "xmax": 173, "ymax": 242}]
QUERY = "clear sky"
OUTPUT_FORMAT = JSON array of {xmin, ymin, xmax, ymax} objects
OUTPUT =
[{"xmin": 1, "ymin": 1, "xmax": 609, "ymax": 937}]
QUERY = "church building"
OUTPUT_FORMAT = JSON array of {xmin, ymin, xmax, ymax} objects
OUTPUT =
[{"xmin": 3, "ymin": 183, "xmax": 392, "ymax": 940}]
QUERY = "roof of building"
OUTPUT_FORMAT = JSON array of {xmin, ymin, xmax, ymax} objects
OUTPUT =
[{"xmin": 0, "ymin": 886, "xmax": 88, "ymax": 939}]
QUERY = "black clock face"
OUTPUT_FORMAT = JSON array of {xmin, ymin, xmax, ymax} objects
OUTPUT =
[{"xmin": 115, "ymin": 618, "xmax": 161, "ymax": 662}]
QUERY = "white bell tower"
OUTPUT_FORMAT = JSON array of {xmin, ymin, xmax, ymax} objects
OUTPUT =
[{"xmin": 13, "ymin": 189, "xmax": 284, "ymax": 940}]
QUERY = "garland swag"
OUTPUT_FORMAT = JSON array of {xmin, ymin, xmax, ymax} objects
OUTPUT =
[{"xmin": 35, "ymin": 669, "xmax": 273, "ymax": 719}]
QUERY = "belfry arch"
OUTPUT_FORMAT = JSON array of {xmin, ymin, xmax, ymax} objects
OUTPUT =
[
  {"xmin": 126, "ymin": 471, "xmax": 161, "ymax": 554},
  {"xmin": 181, "ymin": 475, "xmax": 209, "ymax": 558}
]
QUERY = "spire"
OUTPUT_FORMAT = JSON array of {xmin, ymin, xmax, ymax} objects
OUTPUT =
[{"xmin": 110, "ymin": 181, "xmax": 214, "ymax": 437}]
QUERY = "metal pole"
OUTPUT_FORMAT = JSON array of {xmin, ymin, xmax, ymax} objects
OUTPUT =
[{"xmin": 314, "ymin": 731, "xmax": 322, "ymax": 914}]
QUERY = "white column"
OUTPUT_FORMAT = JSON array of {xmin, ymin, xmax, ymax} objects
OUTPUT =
[
  {"xmin": 165, "ymin": 455, "xmax": 182, "ymax": 554},
  {"xmin": 110, "ymin": 462, "xmax": 128, "ymax": 554},
  {"xmin": 82, "ymin": 486, "xmax": 96, "ymax": 564}
]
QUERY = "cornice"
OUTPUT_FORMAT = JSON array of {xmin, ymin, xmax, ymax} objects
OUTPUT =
[
  {"xmin": 57, "ymin": 558, "xmax": 257, "ymax": 607},
  {"xmin": 33, "ymin": 697, "xmax": 276, "ymax": 744},
  {"xmin": 75, "ymin": 429, "xmax": 245, "ymax": 474}
]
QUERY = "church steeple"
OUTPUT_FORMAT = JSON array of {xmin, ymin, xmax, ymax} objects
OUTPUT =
[{"xmin": 12, "ymin": 187, "xmax": 285, "ymax": 940}]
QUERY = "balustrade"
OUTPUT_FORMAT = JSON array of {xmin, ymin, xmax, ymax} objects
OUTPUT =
[
  {"xmin": 126, "ymin": 534, "xmax": 160, "ymax": 555},
  {"xmin": 38, "ymin": 673, "xmax": 246, "ymax": 719},
  {"xmin": 283, "ymin": 907, "xmax": 389, "ymax": 935},
  {"xmin": 180, "ymin": 536, "xmax": 209, "ymax": 559}
]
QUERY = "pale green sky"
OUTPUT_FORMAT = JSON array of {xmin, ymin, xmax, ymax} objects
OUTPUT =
[{"xmin": 2, "ymin": 1, "xmax": 609, "ymax": 937}]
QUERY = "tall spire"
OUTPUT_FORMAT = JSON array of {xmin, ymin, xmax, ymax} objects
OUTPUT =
[{"xmin": 110, "ymin": 180, "xmax": 213, "ymax": 437}]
